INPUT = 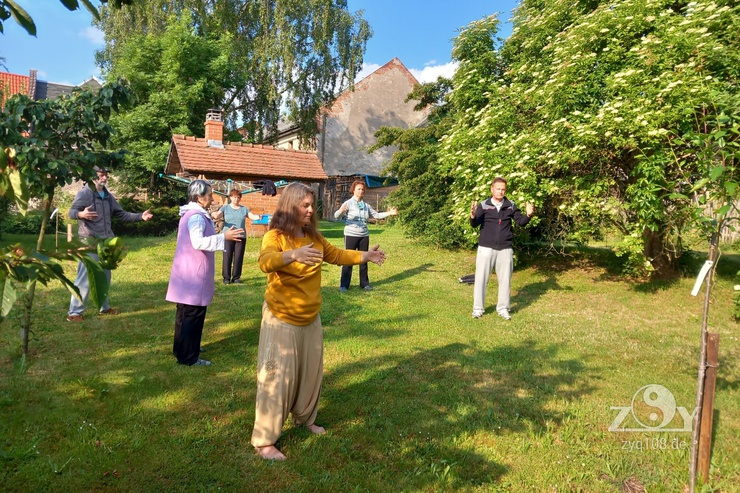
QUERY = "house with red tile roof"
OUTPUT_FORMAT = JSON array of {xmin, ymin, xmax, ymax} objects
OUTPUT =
[
  {"xmin": 164, "ymin": 109, "xmax": 327, "ymax": 219},
  {"xmin": 0, "ymin": 70, "xmax": 34, "ymax": 107},
  {"xmin": 1, "ymin": 69, "xmax": 101, "ymax": 108},
  {"xmin": 163, "ymin": 58, "xmax": 428, "ymax": 219}
]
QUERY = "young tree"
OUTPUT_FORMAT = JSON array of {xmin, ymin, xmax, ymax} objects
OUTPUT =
[{"xmin": 0, "ymin": 80, "xmax": 133, "ymax": 354}]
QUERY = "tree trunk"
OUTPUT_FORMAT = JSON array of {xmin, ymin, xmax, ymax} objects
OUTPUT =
[
  {"xmin": 642, "ymin": 227, "xmax": 677, "ymax": 277},
  {"xmin": 20, "ymin": 191, "xmax": 53, "ymax": 356}
]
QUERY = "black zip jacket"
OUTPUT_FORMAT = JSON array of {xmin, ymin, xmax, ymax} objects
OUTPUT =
[{"xmin": 470, "ymin": 197, "xmax": 530, "ymax": 250}]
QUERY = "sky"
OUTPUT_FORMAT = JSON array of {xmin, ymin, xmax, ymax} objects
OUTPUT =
[{"xmin": 0, "ymin": 0, "xmax": 519, "ymax": 86}]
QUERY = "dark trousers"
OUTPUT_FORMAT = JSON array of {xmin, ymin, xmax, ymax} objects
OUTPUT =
[
  {"xmin": 173, "ymin": 303, "xmax": 208, "ymax": 365},
  {"xmin": 340, "ymin": 235, "xmax": 369, "ymax": 289},
  {"xmin": 223, "ymin": 239, "xmax": 245, "ymax": 282}
]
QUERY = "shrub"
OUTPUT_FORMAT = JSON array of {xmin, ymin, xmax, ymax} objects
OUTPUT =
[
  {"xmin": 1, "ymin": 210, "xmax": 56, "ymax": 235},
  {"xmin": 112, "ymin": 198, "xmax": 180, "ymax": 236}
]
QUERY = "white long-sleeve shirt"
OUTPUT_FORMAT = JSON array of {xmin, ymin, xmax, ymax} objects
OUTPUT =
[{"xmin": 178, "ymin": 203, "xmax": 225, "ymax": 251}]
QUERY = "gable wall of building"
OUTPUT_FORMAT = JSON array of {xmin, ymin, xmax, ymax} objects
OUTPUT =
[{"xmin": 318, "ymin": 59, "xmax": 428, "ymax": 178}]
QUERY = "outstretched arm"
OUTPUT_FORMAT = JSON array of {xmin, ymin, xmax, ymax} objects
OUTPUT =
[{"xmin": 361, "ymin": 244, "xmax": 386, "ymax": 266}]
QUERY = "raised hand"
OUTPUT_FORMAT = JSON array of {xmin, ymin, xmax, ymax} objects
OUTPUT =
[
  {"xmin": 362, "ymin": 244, "xmax": 386, "ymax": 266},
  {"xmin": 526, "ymin": 202, "xmax": 535, "ymax": 217},
  {"xmin": 470, "ymin": 201, "xmax": 478, "ymax": 218},
  {"xmin": 292, "ymin": 242, "xmax": 323, "ymax": 266},
  {"xmin": 142, "ymin": 209, "xmax": 154, "ymax": 221}
]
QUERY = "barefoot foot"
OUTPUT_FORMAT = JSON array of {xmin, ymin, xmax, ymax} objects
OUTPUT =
[
  {"xmin": 256, "ymin": 445, "xmax": 286, "ymax": 460},
  {"xmin": 306, "ymin": 423, "xmax": 326, "ymax": 435}
]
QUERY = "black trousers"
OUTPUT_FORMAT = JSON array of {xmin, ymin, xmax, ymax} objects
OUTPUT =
[
  {"xmin": 173, "ymin": 303, "xmax": 208, "ymax": 365},
  {"xmin": 340, "ymin": 235, "xmax": 369, "ymax": 289},
  {"xmin": 223, "ymin": 239, "xmax": 245, "ymax": 282}
]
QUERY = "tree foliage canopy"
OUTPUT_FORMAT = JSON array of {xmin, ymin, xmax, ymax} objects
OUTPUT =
[
  {"xmin": 96, "ymin": 0, "xmax": 371, "ymax": 142},
  {"xmin": 103, "ymin": 12, "xmax": 236, "ymax": 196},
  {"xmin": 423, "ymin": 0, "xmax": 739, "ymax": 275}
]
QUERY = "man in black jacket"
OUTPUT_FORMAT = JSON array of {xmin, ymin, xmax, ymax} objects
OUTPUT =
[
  {"xmin": 470, "ymin": 177, "xmax": 533, "ymax": 320},
  {"xmin": 66, "ymin": 168, "xmax": 153, "ymax": 322}
]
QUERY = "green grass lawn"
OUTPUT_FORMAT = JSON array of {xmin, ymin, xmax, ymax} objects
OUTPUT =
[{"xmin": 1, "ymin": 222, "xmax": 739, "ymax": 492}]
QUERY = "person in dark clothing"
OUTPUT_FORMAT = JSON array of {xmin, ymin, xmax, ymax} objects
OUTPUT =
[
  {"xmin": 66, "ymin": 168, "xmax": 153, "ymax": 322},
  {"xmin": 219, "ymin": 189, "xmax": 260, "ymax": 284},
  {"xmin": 469, "ymin": 177, "xmax": 533, "ymax": 320}
]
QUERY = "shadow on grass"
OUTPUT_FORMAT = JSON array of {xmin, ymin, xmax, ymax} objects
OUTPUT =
[
  {"xmin": 370, "ymin": 263, "xmax": 434, "ymax": 288},
  {"xmin": 305, "ymin": 339, "xmax": 595, "ymax": 490}
]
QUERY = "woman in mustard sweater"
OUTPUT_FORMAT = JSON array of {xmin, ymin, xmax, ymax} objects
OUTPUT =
[{"xmin": 251, "ymin": 183, "xmax": 386, "ymax": 460}]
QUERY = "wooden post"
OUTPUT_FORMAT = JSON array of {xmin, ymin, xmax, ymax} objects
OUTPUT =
[
  {"xmin": 698, "ymin": 333, "xmax": 720, "ymax": 483},
  {"xmin": 67, "ymin": 223, "xmax": 73, "ymax": 242},
  {"xmin": 689, "ymin": 232, "xmax": 718, "ymax": 492}
]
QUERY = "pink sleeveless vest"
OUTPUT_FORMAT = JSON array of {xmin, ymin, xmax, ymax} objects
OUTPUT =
[{"xmin": 165, "ymin": 209, "xmax": 216, "ymax": 306}]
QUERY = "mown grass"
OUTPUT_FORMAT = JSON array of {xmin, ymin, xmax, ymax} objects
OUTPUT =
[{"xmin": 1, "ymin": 222, "xmax": 739, "ymax": 492}]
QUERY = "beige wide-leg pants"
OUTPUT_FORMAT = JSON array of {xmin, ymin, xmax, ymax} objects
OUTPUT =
[{"xmin": 251, "ymin": 303, "xmax": 324, "ymax": 448}]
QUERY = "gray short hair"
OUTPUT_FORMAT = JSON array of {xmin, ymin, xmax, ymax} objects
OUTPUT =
[{"xmin": 188, "ymin": 179, "xmax": 212, "ymax": 203}]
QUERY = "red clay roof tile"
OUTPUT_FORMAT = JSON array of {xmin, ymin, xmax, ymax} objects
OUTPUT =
[
  {"xmin": 167, "ymin": 135, "xmax": 327, "ymax": 181},
  {"xmin": 0, "ymin": 72, "xmax": 31, "ymax": 107}
]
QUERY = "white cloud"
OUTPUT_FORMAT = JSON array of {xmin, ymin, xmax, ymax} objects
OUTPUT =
[
  {"xmin": 409, "ymin": 62, "xmax": 458, "ymax": 83},
  {"xmin": 354, "ymin": 61, "xmax": 458, "ymax": 85},
  {"xmin": 80, "ymin": 26, "xmax": 105, "ymax": 46},
  {"xmin": 355, "ymin": 62, "xmax": 381, "ymax": 82}
]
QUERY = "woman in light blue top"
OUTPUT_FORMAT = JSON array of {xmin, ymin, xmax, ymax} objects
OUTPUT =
[
  {"xmin": 219, "ymin": 189, "xmax": 260, "ymax": 284},
  {"xmin": 334, "ymin": 180, "xmax": 397, "ymax": 291}
]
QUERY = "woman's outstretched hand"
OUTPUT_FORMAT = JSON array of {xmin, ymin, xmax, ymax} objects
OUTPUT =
[
  {"xmin": 362, "ymin": 244, "xmax": 386, "ymax": 266},
  {"xmin": 291, "ymin": 243, "xmax": 323, "ymax": 266},
  {"xmin": 224, "ymin": 226, "xmax": 246, "ymax": 241}
]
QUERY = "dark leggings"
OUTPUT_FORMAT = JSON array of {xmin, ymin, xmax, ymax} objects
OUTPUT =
[
  {"xmin": 340, "ymin": 235, "xmax": 369, "ymax": 289},
  {"xmin": 223, "ymin": 239, "xmax": 245, "ymax": 282}
]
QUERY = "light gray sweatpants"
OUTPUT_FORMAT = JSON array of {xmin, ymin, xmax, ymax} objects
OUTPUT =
[{"xmin": 473, "ymin": 246, "xmax": 513, "ymax": 314}]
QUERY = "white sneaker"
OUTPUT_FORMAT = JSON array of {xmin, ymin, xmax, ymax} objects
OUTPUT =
[
  {"xmin": 497, "ymin": 310, "xmax": 511, "ymax": 321},
  {"xmin": 472, "ymin": 310, "xmax": 484, "ymax": 319}
]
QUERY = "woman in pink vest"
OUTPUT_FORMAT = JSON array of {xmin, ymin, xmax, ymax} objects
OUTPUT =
[{"xmin": 166, "ymin": 180, "xmax": 245, "ymax": 366}]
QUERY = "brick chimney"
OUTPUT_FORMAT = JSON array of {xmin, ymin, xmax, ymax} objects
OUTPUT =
[
  {"xmin": 205, "ymin": 109, "xmax": 224, "ymax": 148},
  {"xmin": 28, "ymin": 69, "xmax": 37, "ymax": 100}
]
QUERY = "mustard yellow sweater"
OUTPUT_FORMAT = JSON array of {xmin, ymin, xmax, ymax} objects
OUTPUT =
[{"xmin": 259, "ymin": 229, "xmax": 363, "ymax": 326}]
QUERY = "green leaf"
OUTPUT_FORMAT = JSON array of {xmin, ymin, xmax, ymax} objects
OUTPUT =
[
  {"xmin": 80, "ymin": 255, "xmax": 109, "ymax": 310},
  {"xmin": 59, "ymin": 0, "xmax": 80, "ymax": 11},
  {"xmin": 690, "ymin": 178, "xmax": 710, "ymax": 193},
  {"xmin": 716, "ymin": 204, "xmax": 731, "ymax": 217},
  {"xmin": 709, "ymin": 166, "xmax": 725, "ymax": 181},
  {"xmin": 725, "ymin": 181, "xmax": 738, "ymax": 196},
  {"xmin": 1, "ymin": 276, "xmax": 17, "ymax": 319},
  {"xmin": 667, "ymin": 193, "xmax": 689, "ymax": 200},
  {"xmin": 79, "ymin": 0, "xmax": 101, "ymax": 22},
  {"xmin": 5, "ymin": 0, "xmax": 36, "ymax": 36},
  {"xmin": 8, "ymin": 166, "xmax": 29, "ymax": 215}
]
